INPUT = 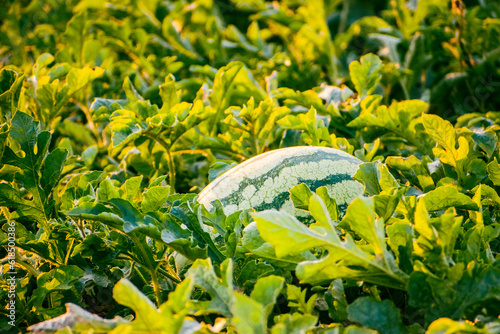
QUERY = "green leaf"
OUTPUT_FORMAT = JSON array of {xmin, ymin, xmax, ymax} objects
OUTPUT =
[
  {"xmin": 161, "ymin": 214, "xmax": 208, "ymax": 261},
  {"xmin": 30, "ymin": 265, "xmax": 85, "ymax": 310},
  {"xmin": 422, "ymin": 114, "xmax": 469, "ymax": 167},
  {"xmin": 250, "ymin": 275, "xmax": 285, "ymax": 318},
  {"xmin": 349, "ymin": 99, "xmax": 432, "ymax": 154},
  {"xmin": 473, "ymin": 184, "xmax": 500, "ymax": 208},
  {"xmin": 142, "ymin": 186, "xmax": 170, "ymax": 213},
  {"xmin": 36, "ymin": 65, "xmax": 104, "ymax": 124},
  {"xmin": 112, "ymin": 279, "xmax": 162, "ymax": 329},
  {"xmin": 349, "ymin": 54, "xmax": 382, "ymax": 98},
  {"xmin": 340, "ymin": 197, "xmax": 390, "ymax": 256},
  {"xmin": 241, "ymin": 222, "xmax": 316, "ymax": 267},
  {"xmin": 252, "ymin": 207, "xmax": 407, "ymax": 289},
  {"xmin": 271, "ymin": 313, "xmax": 318, "ymax": 334},
  {"xmin": 370, "ymin": 34, "xmax": 401, "ymax": 64},
  {"xmin": 41, "ymin": 148, "xmax": 68, "ymax": 195},
  {"xmin": 236, "ymin": 260, "xmax": 275, "ymax": 288},
  {"xmin": 106, "ymin": 198, "xmax": 162, "ymax": 240},
  {"xmin": 186, "ymin": 259, "xmax": 233, "ymax": 317},
  {"xmin": 66, "ymin": 66, "xmax": 104, "ymax": 96},
  {"xmin": 26, "ymin": 303, "xmax": 128, "ymax": 333},
  {"xmin": 3, "ymin": 111, "xmax": 51, "ymax": 191},
  {"xmin": 71, "ymin": 233, "xmax": 114, "ymax": 259},
  {"xmin": 272, "ymin": 87, "xmax": 329, "ymax": 115},
  {"xmin": 0, "ymin": 69, "xmax": 25, "ymax": 121},
  {"xmin": 164, "ymin": 277, "xmax": 194, "ymax": 314},
  {"xmin": 36, "ymin": 80, "xmax": 63, "ymax": 122},
  {"xmin": 122, "ymin": 175, "xmax": 144, "ymax": 203},
  {"xmin": 108, "ymin": 109, "xmax": 146, "ymax": 148},
  {"xmin": 1, "ymin": 112, "xmax": 54, "ymax": 223},
  {"xmin": 162, "ymin": 18, "xmax": 201, "ymax": 60},
  {"xmin": 171, "ymin": 202, "xmax": 224, "ymax": 262},
  {"xmin": 0, "ymin": 124, "xmax": 9, "ymax": 163},
  {"xmin": 63, "ymin": 11, "xmax": 87, "ymax": 64},
  {"xmin": 487, "ymin": 158, "xmax": 500, "ymax": 186},
  {"xmin": 290, "ymin": 183, "xmax": 313, "ymax": 210},
  {"xmin": 408, "ymin": 271, "xmax": 434, "ymax": 309},
  {"xmin": 347, "ymin": 297, "xmax": 406, "ymax": 334},
  {"xmin": 413, "ymin": 200, "xmax": 450, "ymax": 275},
  {"xmin": 308, "ymin": 193, "xmax": 336, "ymax": 233},
  {"xmin": 169, "ymin": 99, "xmax": 214, "ymax": 145},
  {"xmin": 409, "ymin": 265, "xmax": 500, "ymax": 323},
  {"xmin": 387, "ymin": 220, "xmax": 414, "ymax": 273},
  {"xmin": 426, "ymin": 319, "xmax": 486, "ymax": 334},
  {"xmin": 420, "ymin": 202, "xmax": 462, "ymax": 261},
  {"xmin": 227, "ymin": 24, "xmax": 260, "ymax": 53},
  {"xmin": 429, "ymin": 73, "xmax": 468, "ymax": 108},
  {"xmin": 386, "ymin": 156, "xmax": 435, "ymax": 192},
  {"xmin": 66, "ymin": 202, "xmax": 125, "ymax": 230},
  {"xmin": 231, "ymin": 293, "xmax": 267, "ymax": 334},
  {"xmin": 90, "ymin": 97, "xmax": 128, "ymax": 122},
  {"xmin": 472, "ymin": 130, "xmax": 498, "ymax": 158},
  {"xmin": 48, "ymin": 63, "xmax": 71, "ymax": 82},
  {"xmin": 447, "ymin": 265, "xmax": 500, "ymax": 319},
  {"xmin": 0, "ymin": 183, "xmax": 46, "ymax": 222},
  {"xmin": 149, "ymin": 175, "xmax": 169, "ymax": 188},
  {"xmin": 325, "ymin": 279, "xmax": 348, "ymax": 322},
  {"xmin": 57, "ymin": 119, "xmax": 96, "ymax": 146},
  {"xmin": 287, "ymin": 285, "xmax": 317, "ymax": 315},
  {"xmin": 33, "ymin": 53, "xmax": 55, "ymax": 75},
  {"xmin": 353, "ymin": 161, "xmax": 382, "ymax": 195},
  {"xmin": 315, "ymin": 186, "xmax": 339, "ymax": 222},
  {"xmin": 81, "ymin": 145, "xmax": 98, "ymax": 167},
  {"xmin": 373, "ymin": 187, "xmax": 407, "ymax": 222},
  {"xmin": 343, "ymin": 326, "xmax": 378, "ymax": 334},
  {"xmin": 278, "ymin": 107, "xmax": 331, "ymax": 146},
  {"xmin": 253, "ymin": 210, "xmax": 326, "ymax": 258},
  {"xmin": 353, "ymin": 160, "xmax": 398, "ymax": 196},
  {"xmin": 96, "ymin": 178, "xmax": 120, "ymax": 202},
  {"xmin": 223, "ymin": 98, "xmax": 290, "ymax": 155},
  {"xmin": 422, "ymin": 186, "xmax": 478, "ymax": 211},
  {"xmin": 208, "ymin": 160, "xmax": 238, "ymax": 183},
  {"xmin": 159, "ymin": 74, "xmax": 179, "ymax": 114},
  {"xmin": 208, "ymin": 62, "xmax": 267, "ymax": 134}
]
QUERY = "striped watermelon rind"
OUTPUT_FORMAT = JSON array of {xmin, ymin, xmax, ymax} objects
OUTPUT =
[{"xmin": 198, "ymin": 146, "xmax": 364, "ymax": 218}]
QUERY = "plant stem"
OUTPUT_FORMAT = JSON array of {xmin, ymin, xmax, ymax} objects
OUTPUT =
[
  {"xmin": 150, "ymin": 269, "xmax": 163, "ymax": 305},
  {"xmin": 1, "ymin": 209, "xmax": 41, "ymax": 277},
  {"xmin": 157, "ymin": 266, "xmax": 182, "ymax": 284},
  {"xmin": 130, "ymin": 233, "xmax": 163, "ymax": 305},
  {"xmin": 391, "ymin": 0, "xmax": 404, "ymax": 35},
  {"xmin": 171, "ymin": 149, "xmax": 210, "ymax": 157},
  {"xmin": 145, "ymin": 133, "xmax": 175, "ymax": 194},
  {"xmin": 166, "ymin": 149, "xmax": 176, "ymax": 195},
  {"xmin": 72, "ymin": 99, "xmax": 103, "ymax": 147},
  {"xmin": 400, "ymin": 78, "xmax": 410, "ymax": 100},
  {"xmin": 64, "ymin": 238, "xmax": 75, "ymax": 265},
  {"xmin": 15, "ymin": 251, "xmax": 41, "ymax": 277},
  {"xmin": 320, "ymin": 0, "xmax": 338, "ymax": 84},
  {"xmin": 134, "ymin": 264, "xmax": 150, "ymax": 286},
  {"xmin": 338, "ymin": 0, "xmax": 349, "ymax": 35}
]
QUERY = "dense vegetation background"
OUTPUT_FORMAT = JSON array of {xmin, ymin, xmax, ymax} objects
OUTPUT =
[{"xmin": 1, "ymin": 0, "xmax": 499, "ymax": 333}]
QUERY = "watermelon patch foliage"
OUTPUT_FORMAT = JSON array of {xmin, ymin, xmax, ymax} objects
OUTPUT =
[{"xmin": 0, "ymin": 0, "xmax": 500, "ymax": 333}]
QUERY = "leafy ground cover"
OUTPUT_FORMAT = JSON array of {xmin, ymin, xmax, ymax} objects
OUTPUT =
[{"xmin": 1, "ymin": 0, "xmax": 500, "ymax": 333}]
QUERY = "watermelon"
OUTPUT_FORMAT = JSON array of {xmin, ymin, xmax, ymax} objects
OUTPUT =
[{"xmin": 198, "ymin": 146, "xmax": 364, "ymax": 217}]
